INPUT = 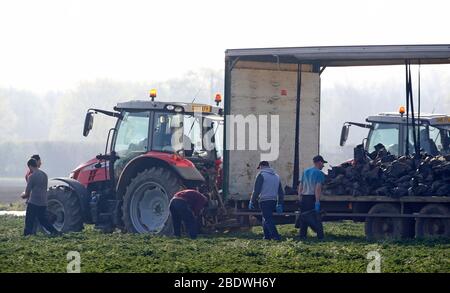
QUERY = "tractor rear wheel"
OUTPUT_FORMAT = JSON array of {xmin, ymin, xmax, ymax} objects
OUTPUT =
[
  {"xmin": 45, "ymin": 185, "xmax": 84, "ymax": 233},
  {"xmin": 122, "ymin": 167, "xmax": 183, "ymax": 234}
]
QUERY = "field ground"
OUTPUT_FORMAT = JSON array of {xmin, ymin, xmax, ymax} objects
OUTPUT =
[
  {"xmin": 0, "ymin": 178, "xmax": 24, "ymax": 205},
  {"xmin": 0, "ymin": 215, "xmax": 449, "ymax": 273},
  {"xmin": 0, "ymin": 201, "xmax": 26, "ymax": 211}
]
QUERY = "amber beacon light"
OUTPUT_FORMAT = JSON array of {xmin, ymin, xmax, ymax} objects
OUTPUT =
[
  {"xmin": 215, "ymin": 93, "xmax": 222, "ymax": 106},
  {"xmin": 149, "ymin": 89, "xmax": 157, "ymax": 101}
]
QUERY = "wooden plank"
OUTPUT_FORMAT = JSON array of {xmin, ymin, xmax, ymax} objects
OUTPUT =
[
  {"xmin": 319, "ymin": 195, "xmax": 450, "ymax": 203},
  {"xmin": 229, "ymin": 193, "xmax": 450, "ymax": 203},
  {"xmin": 232, "ymin": 211, "xmax": 450, "ymax": 219}
]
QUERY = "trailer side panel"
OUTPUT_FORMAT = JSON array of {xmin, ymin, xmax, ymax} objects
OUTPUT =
[{"xmin": 227, "ymin": 61, "xmax": 320, "ymax": 199}]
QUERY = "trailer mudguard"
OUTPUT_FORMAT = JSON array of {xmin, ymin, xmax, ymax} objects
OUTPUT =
[{"xmin": 51, "ymin": 177, "xmax": 91, "ymax": 218}]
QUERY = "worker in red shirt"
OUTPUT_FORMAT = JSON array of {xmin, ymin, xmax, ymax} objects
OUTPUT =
[
  {"xmin": 23, "ymin": 154, "xmax": 43, "ymax": 234},
  {"xmin": 169, "ymin": 189, "xmax": 208, "ymax": 239}
]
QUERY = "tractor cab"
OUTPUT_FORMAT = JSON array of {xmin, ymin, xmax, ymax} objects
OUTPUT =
[
  {"xmin": 108, "ymin": 100, "xmax": 224, "ymax": 176},
  {"xmin": 114, "ymin": 101, "xmax": 223, "ymax": 158},
  {"xmin": 340, "ymin": 111, "xmax": 450, "ymax": 156},
  {"xmin": 81, "ymin": 95, "xmax": 224, "ymax": 183}
]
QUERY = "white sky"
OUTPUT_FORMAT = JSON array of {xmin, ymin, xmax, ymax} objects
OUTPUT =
[{"xmin": 0, "ymin": 0, "xmax": 450, "ymax": 93}]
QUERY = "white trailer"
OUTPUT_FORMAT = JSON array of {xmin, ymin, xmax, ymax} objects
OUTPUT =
[{"xmin": 225, "ymin": 61, "xmax": 320, "ymax": 199}]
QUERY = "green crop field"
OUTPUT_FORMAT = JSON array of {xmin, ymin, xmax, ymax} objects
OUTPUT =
[{"xmin": 0, "ymin": 215, "xmax": 448, "ymax": 273}]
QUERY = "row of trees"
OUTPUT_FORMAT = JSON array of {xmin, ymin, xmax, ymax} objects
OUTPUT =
[{"xmin": 0, "ymin": 67, "xmax": 449, "ymax": 175}]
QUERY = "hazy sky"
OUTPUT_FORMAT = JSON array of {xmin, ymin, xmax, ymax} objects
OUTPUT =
[{"xmin": 1, "ymin": 0, "xmax": 450, "ymax": 94}]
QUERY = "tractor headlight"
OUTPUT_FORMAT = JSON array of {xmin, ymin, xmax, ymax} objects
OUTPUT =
[
  {"xmin": 166, "ymin": 105, "xmax": 175, "ymax": 111},
  {"xmin": 174, "ymin": 106, "xmax": 184, "ymax": 113}
]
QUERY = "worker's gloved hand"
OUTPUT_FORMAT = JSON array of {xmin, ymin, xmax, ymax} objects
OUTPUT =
[
  {"xmin": 314, "ymin": 201, "xmax": 320, "ymax": 212},
  {"xmin": 248, "ymin": 201, "xmax": 255, "ymax": 210},
  {"xmin": 276, "ymin": 203, "xmax": 283, "ymax": 213}
]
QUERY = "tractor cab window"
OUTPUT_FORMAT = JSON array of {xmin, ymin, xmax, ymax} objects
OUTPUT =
[
  {"xmin": 429, "ymin": 125, "xmax": 450, "ymax": 155},
  {"xmin": 367, "ymin": 123, "xmax": 400, "ymax": 156},
  {"xmin": 205, "ymin": 118, "xmax": 223, "ymax": 159},
  {"xmin": 114, "ymin": 111, "xmax": 150, "ymax": 156},
  {"xmin": 185, "ymin": 114, "xmax": 223, "ymax": 159},
  {"xmin": 215, "ymin": 121, "xmax": 224, "ymax": 159},
  {"xmin": 406, "ymin": 125, "xmax": 439, "ymax": 156},
  {"xmin": 152, "ymin": 112, "xmax": 185, "ymax": 153},
  {"xmin": 183, "ymin": 115, "xmax": 203, "ymax": 156}
]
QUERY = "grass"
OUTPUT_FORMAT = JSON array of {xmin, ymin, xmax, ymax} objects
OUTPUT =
[
  {"xmin": 0, "ymin": 215, "xmax": 449, "ymax": 273},
  {"xmin": 0, "ymin": 201, "xmax": 26, "ymax": 211}
]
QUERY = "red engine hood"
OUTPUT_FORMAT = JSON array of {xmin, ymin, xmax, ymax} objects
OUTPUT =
[
  {"xmin": 72, "ymin": 157, "xmax": 100, "ymax": 174},
  {"xmin": 70, "ymin": 151, "xmax": 197, "ymax": 185}
]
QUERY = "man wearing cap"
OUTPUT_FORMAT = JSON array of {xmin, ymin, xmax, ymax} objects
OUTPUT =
[
  {"xmin": 249, "ymin": 161, "xmax": 284, "ymax": 241},
  {"xmin": 297, "ymin": 155, "xmax": 327, "ymax": 239}
]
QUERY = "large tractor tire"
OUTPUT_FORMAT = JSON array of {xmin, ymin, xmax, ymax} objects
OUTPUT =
[
  {"xmin": 44, "ymin": 185, "xmax": 84, "ymax": 233},
  {"xmin": 122, "ymin": 167, "xmax": 183, "ymax": 234},
  {"xmin": 415, "ymin": 204, "xmax": 450, "ymax": 238},
  {"xmin": 365, "ymin": 203, "xmax": 409, "ymax": 241}
]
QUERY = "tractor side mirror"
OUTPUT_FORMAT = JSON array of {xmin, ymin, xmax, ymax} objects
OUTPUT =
[
  {"xmin": 339, "ymin": 124, "xmax": 350, "ymax": 146},
  {"xmin": 83, "ymin": 112, "xmax": 94, "ymax": 137}
]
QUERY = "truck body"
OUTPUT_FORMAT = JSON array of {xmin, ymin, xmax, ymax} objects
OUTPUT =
[{"xmin": 223, "ymin": 45, "xmax": 450, "ymax": 239}]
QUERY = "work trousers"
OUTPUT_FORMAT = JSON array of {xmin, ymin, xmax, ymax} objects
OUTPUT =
[
  {"xmin": 24, "ymin": 203, "xmax": 58, "ymax": 236},
  {"xmin": 169, "ymin": 198, "xmax": 198, "ymax": 239},
  {"xmin": 299, "ymin": 195, "xmax": 324, "ymax": 239},
  {"xmin": 260, "ymin": 200, "xmax": 281, "ymax": 240}
]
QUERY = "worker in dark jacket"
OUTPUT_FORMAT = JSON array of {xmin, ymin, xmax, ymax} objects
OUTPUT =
[
  {"xmin": 169, "ymin": 189, "xmax": 208, "ymax": 239},
  {"xmin": 297, "ymin": 155, "xmax": 327, "ymax": 239},
  {"xmin": 249, "ymin": 161, "xmax": 284, "ymax": 241}
]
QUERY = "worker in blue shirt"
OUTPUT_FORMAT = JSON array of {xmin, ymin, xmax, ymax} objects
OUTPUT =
[
  {"xmin": 249, "ymin": 161, "xmax": 284, "ymax": 241},
  {"xmin": 297, "ymin": 155, "xmax": 327, "ymax": 239}
]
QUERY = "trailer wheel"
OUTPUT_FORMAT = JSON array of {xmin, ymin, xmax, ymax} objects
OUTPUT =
[
  {"xmin": 122, "ymin": 167, "xmax": 183, "ymax": 234},
  {"xmin": 45, "ymin": 185, "xmax": 84, "ymax": 233},
  {"xmin": 365, "ymin": 203, "xmax": 405, "ymax": 240},
  {"xmin": 415, "ymin": 204, "xmax": 450, "ymax": 238}
]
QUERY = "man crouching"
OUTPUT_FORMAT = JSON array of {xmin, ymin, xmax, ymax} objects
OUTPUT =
[{"xmin": 169, "ymin": 189, "xmax": 208, "ymax": 239}]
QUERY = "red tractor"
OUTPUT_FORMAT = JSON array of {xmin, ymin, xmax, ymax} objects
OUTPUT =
[{"xmin": 47, "ymin": 91, "xmax": 224, "ymax": 234}]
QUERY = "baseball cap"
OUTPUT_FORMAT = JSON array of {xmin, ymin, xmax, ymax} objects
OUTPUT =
[
  {"xmin": 313, "ymin": 155, "xmax": 328, "ymax": 164},
  {"xmin": 257, "ymin": 161, "xmax": 270, "ymax": 169}
]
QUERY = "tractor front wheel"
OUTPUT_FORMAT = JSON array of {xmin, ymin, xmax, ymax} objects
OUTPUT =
[
  {"xmin": 45, "ymin": 185, "xmax": 84, "ymax": 233},
  {"xmin": 122, "ymin": 167, "xmax": 183, "ymax": 234}
]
